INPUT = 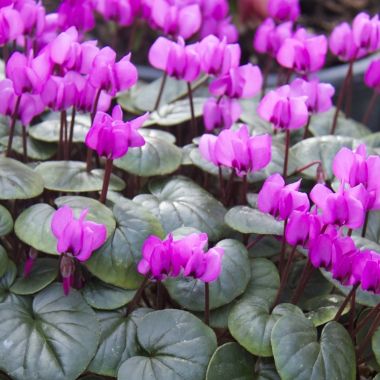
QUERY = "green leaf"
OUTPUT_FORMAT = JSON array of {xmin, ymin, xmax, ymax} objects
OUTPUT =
[
  {"xmin": 229, "ymin": 301, "xmax": 303, "ymax": 357},
  {"xmin": 253, "ymin": 359, "xmax": 280, "ymax": 380},
  {"xmin": 206, "ymin": 342, "xmax": 256, "ymax": 380},
  {"xmin": 0, "ymin": 157, "xmax": 44, "ymax": 199},
  {"xmin": 82, "ymin": 278, "xmax": 135, "ymax": 310},
  {"xmin": 35, "ymin": 161, "xmax": 125, "ymax": 193},
  {"xmin": 240, "ymin": 99, "xmax": 272, "ymax": 133},
  {"xmin": 10, "ymin": 258, "xmax": 58, "ymax": 295},
  {"xmin": 271, "ymin": 315, "xmax": 356, "ymax": 380},
  {"xmin": 353, "ymin": 211, "xmax": 380, "ymax": 245},
  {"xmin": 374, "ymin": 375, "xmax": 380, "ymax": 380},
  {"xmin": 86, "ymin": 197, "xmax": 164, "ymax": 289},
  {"xmin": 225, "ymin": 206, "xmax": 284, "ymax": 236},
  {"xmin": 0, "ymin": 260, "xmax": 16, "ymax": 302},
  {"xmin": 0, "ymin": 283, "xmax": 99, "ymax": 380},
  {"xmin": 29, "ymin": 113, "xmax": 91, "ymax": 143},
  {"xmin": 309, "ymin": 109, "xmax": 371, "ymax": 139},
  {"xmin": 373, "ymin": 326, "xmax": 380, "ymax": 367},
  {"xmin": 15, "ymin": 204, "xmax": 57, "ymax": 254},
  {"xmin": 134, "ymin": 176, "xmax": 228, "ymax": 242},
  {"xmin": 165, "ymin": 239, "xmax": 251, "ymax": 311},
  {"xmin": 117, "ymin": 82, "xmax": 149, "ymax": 114},
  {"xmin": 117, "ymin": 309, "xmax": 217, "ymax": 380},
  {"xmin": 0, "ymin": 136, "xmax": 56, "ymax": 160},
  {"xmin": 114, "ymin": 129, "xmax": 182, "ymax": 177},
  {"xmin": 248, "ymin": 235, "xmax": 282, "ymax": 258},
  {"xmin": 88, "ymin": 308, "xmax": 152, "ymax": 377},
  {"xmin": 0, "ymin": 245, "xmax": 8, "ymax": 277},
  {"xmin": 0, "ymin": 204, "xmax": 13, "ymax": 236},
  {"xmin": 290, "ymin": 136, "xmax": 358, "ymax": 180}
]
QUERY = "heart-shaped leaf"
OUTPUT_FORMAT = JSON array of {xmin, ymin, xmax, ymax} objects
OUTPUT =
[
  {"xmin": 86, "ymin": 196, "xmax": 164, "ymax": 289},
  {"xmin": 225, "ymin": 206, "xmax": 284, "ymax": 236},
  {"xmin": 271, "ymin": 315, "xmax": 356, "ymax": 380},
  {"xmin": 82, "ymin": 278, "xmax": 135, "ymax": 310},
  {"xmin": 0, "ymin": 245, "xmax": 8, "ymax": 277},
  {"xmin": 0, "ymin": 157, "xmax": 44, "ymax": 199},
  {"xmin": 117, "ymin": 309, "xmax": 217, "ymax": 380},
  {"xmin": 165, "ymin": 239, "xmax": 251, "ymax": 311},
  {"xmin": 114, "ymin": 129, "xmax": 182, "ymax": 177},
  {"xmin": 0, "ymin": 260, "xmax": 16, "ymax": 302},
  {"xmin": 0, "ymin": 204, "xmax": 13, "ymax": 236},
  {"xmin": 10, "ymin": 258, "xmax": 58, "ymax": 295},
  {"xmin": 35, "ymin": 161, "xmax": 125, "ymax": 193},
  {"xmin": 88, "ymin": 308, "xmax": 152, "ymax": 377},
  {"xmin": 206, "ymin": 342, "xmax": 256, "ymax": 380},
  {"xmin": 248, "ymin": 235, "xmax": 282, "ymax": 258},
  {"xmin": 0, "ymin": 283, "xmax": 99, "ymax": 380},
  {"xmin": 134, "ymin": 176, "xmax": 228, "ymax": 242}
]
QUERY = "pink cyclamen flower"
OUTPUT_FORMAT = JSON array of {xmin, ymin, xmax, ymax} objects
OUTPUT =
[
  {"xmin": 203, "ymin": 97, "xmax": 241, "ymax": 131},
  {"xmin": 268, "ymin": 0, "xmax": 300, "ymax": 22},
  {"xmin": 277, "ymin": 31, "xmax": 328, "ymax": 74},
  {"xmin": 200, "ymin": 15, "xmax": 238, "ymax": 43},
  {"xmin": 197, "ymin": 35, "xmax": 240, "ymax": 77},
  {"xmin": 285, "ymin": 210, "xmax": 313, "ymax": 247},
  {"xmin": 310, "ymin": 183, "xmax": 365, "ymax": 229},
  {"xmin": 75, "ymin": 79, "xmax": 112, "ymax": 113},
  {"xmin": 254, "ymin": 18, "xmax": 293, "ymax": 57},
  {"xmin": 89, "ymin": 48, "xmax": 138, "ymax": 96},
  {"xmin": 365, "ymin": 58, "xmax": 380, "ymax": 92},
  {"xmin": 96, "ymin": 0, "xmax": 137, "ymax": 27},
  {"xmin": 209, "ymin": 63, "xmax": 263, "ymax": 99},
  {"xmin": 51, "ymin": 205, "xmax": 107, "ymax": 262},
  {"xmin": 213, "ymin": 125, "xmax": 271, "ymax": 176},
  {"xmin": 0, "ymin": 6, "xmax": 24, "ymax": 46},
  {"xmin": 257, "ymin": 84, "xmax": 309, "ymax": 130},
  {"xmin": 85, "ymin": 105, "xmax": 148, "ymax": 160},
  {"xmin": 57, "ymin": 0, "xmax": 96, "ymax": 34},
  {"xmin": 333, "ymin": 144, "xmax": 380, "ymax": 210},
  {"xmin": 201, "ymin": 0, "xmax": 229, "ymax": 20},
  {"xmin": 14, "ymin": 0, "xmax": 45, "ymax": 36},
  {"xmin": 352, "ymin": 12, "xmax": 380, "ymax": 53},
  {"xmin": 258, "ymin": 173, "xmax": 310, "ymax": 220},
  {"xmin": 289, "ymin": 78, "xmax": 335, "ymax": 114},
  {"xmin": 149, "ymin": 36, "xmax": 200, "ymax": 82},
  {"xmin": 151, "ymin": 0, "xmax": 201, "ymax": 39},
  {"xmin": 329, "ymin": 22, "xmax": 358, "ymax": 62},
  {"xmin": 198, "ymin": 133, "xmax": 220, "ymax": 167}
]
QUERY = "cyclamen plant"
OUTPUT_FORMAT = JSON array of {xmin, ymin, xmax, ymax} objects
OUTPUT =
[{"xmin": 0, "ymin": 0, "xmax": 380, "ymax": 380}]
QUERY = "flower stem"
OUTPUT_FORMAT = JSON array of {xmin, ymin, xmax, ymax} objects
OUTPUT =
[
  {"xmin": 154, "ymin": 72, "xmax": 167, "ymax": 111},
  {"xmin": 331, "ymin": 58, "xmax": 355, "ymax": 134},
  {"xmin": 218, "ymin": 166, "xmax": 226, "ymax": 205},
  {"xmin": 87, "ymin": 89, "xmax": 102, "ymax": 172},
  {"xmin": 302, "ymin": 115, "xmax": 312, "ymax": 140},
  {"xmin": 129, "ymin": 276, "xmax": 150, "ymax": 312},
  {"xmin": 246, "ymin": 235, "xmax": 264, "ymax": 251},
  {"xmin": 187, "ymin": 82, "xmax": 197, "ymax": 136},
  {"xmin": 354, "ymin": 303, "xmax": 380, "ymax": 335},
  {"xmin": 279, "ymin": 220, "xmax": 288, "ymax": 275},
  {"xmin": 240, "ymin": 175, "xmax": 248, "ymax": 205},
  {"xmin": 334, "ymin": 283, "xmax": 359, "ymax": 321},
  {"xmin": 362, "ymin": 91, "xmax": 378, "ymax": 126},
  {"xmin": 204, "ymin": 282, "xmax": 210, "ymax": 326},
  {"xmin": 22, "ymin": 125, "xmax": 28, "ymax": 163},
  {"xmin": 362, "ymin": 211, "xmax": 370, "ymax": 238},
  {"xmin": 156, "ymin": 280, "xmax": 163, "ymax": 309},
  {"xmin": 62, "ymin": 110, "xmax": 69, "ymax": 160},
  {"xmin": 283, "ymin": 129, "xmax": 290, "ymax": 177},
  {"xmin": 99, "ymin": 159, "xmax": 113, "ymax": 204},
  {"xmin": 6, "ymin": 95, "xmax": 21, "ymax": 157},
  {"xmin": 68, "ymin": 107, "xmax": 76, "ymax": 157},
  {"xmin": 357, "ymin": 310, "xmax": 380, "ymax": 362},
  {"xmin": 292, "ymin": 160, "xmax": 323, "ymax": 176},
  {"xmin": 291, "ymin": 259, "xmax": 314, "ymax": 304}
]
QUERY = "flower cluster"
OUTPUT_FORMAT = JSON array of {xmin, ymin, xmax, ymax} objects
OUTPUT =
[{"xmin": 137, "ymin": 232, "xmax": 224, "ymax": 283}]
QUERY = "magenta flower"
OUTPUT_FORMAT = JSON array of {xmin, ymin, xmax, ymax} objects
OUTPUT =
[
  {"xmin": 310, "ymin": 184, "xmax": 365, "ymax": 229},
  {"xmin": 75, "ymin": 79, "xmax": 112, "ymax": 113},
  {"xmin": 96, "ymin": 0, "xmax": 137, "ymax": 26},
  {"xmin": 198, "ymin": 133, "xmax": 220, "ymax": 167},
  {"xmin": 268, "ymin": 0, "xmax": 300, "ymax": 22},
  {"xmin": 0, "ymin": 6, "xmax": 24, "ymax": 46},
  {"xmin": 309, "ymin": 233, "xmax": 335, "ymax": 269},
  {"xmin": 365, "ymin": 58, "xmax": 380, "ymax": 92},
  {"xmin": 254, "ymin": 19, "xmax": 293, "ymax": 57},
  {"xmin": 212, "ymin": 125, "xmax": 272, "ymax": 177},
  {"xmin": 209, "ymin": 63, "xmax": 263, "ymax": 99},
  {"xmin": 149, "ymin": 37, "xmax": 200, "ymax": 82},
  {"xmin": 15, "ymin": 0, "xmax": 45, "ymax": 36},
  {"xmin": 200, "ymin": 16, "xmax": 238, "ymax": 43},
  {"xmin": 85, "ymin": 105, "xmax": 147, "ymax": 160},
  {"xmin": 151, "ymin": 0, "xmax": 201, "ymax": 39},
  {"xmin": 352, "ymin": 12, "xmax": 380, "ymax": 53},
  {"xmin": 257, "ymin": 85, "xmax": 309, "ymax": 130},
  {"xmin": 329, "ymin": 22, "xmax": 358, "ymax": 62},
  {"xmin": 89, "ymin": 48, "xmax": 138, "ymax": 96},
  {"xmin": 51, "ymin": 205, "xmax": 107, "ymax": 261},
  {"xmin": 197, "ymin": 35, "xmax": 240, "ymax": 77},
  {"xmin": 360, "ymin": 254, "xmax": 380, "ymax": 293},
  {"xmin": 285, "ymin": 210, "xmax": 313, "ymax": 247},
  {"xmin": 203, "ymin": 97, "xmax": 241, "ymax": 131},
  {"xmin": 57, "ymin": 0, "xmax": 95, "ymax": 34},
  {"xmin": 258, "ymin": 173, "xmax": 310, "ymax": 220},
  {"xmin": 276, "ymin": 31, "xmax": 328, "ymax": 74},
  {"xmin": 289, "ymin": 78, "xmax": 335, "ymax": 114}
]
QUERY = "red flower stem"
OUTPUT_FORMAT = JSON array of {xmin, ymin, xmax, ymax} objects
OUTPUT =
[
  {"xmin": 362, "ymin": 91, "xmax": 378, "ymax": 126},
  {"xmin": 99, "ymin": 159, "xmax": 113, "ymax": 204},
  {"xmin": 226, "ymin": 170, "xmax": 235, "ymax": 205},
  {"xmin": 218, "ymin": 166, "xmax": 226, "ymax": 205},
  {"xmin": 62, "ymin": 110, "xmax": 69, "ymax": 160},
  {"xmin": 156, "ymin": 280, "xmax": 164, "ymax": 309},
  {"xmin": 68, "ymin": 106, "xmax": 76, "ymax": 154},
  {"xmin": 129, "ymin": 275, "xmax": 150, "ymax": 312},
  {"xmin": 187, "ymin": 81, "xmax": 197, "ymax": 136},
  {"xmin": 240, "ymin": 175, "xmax": 248, "ymax": 205},
  {"xmin": 362, "ymin": 211, "xmax": 370, "ymax": 238},
  {"xmin": 58, "ymin": 110, "xmax": 64, "ymax": 159},
  {"xmin": 154, "ymin": 72, "xmax": 167, "ymax": 111},
  {"xmin": 357, "ymin": 310, "xmax": 380, "ymax": 362},
  {"xmin": 291, "ymin": 259, "xmax": 314, "ymax": 304},
  {"xmin": 279, "ymin": 220, "xmax": 288, "ymax": 275},
  {"xmin": 331, "ymin": 58, "xmax": 355, "ymax": 134},
  {"xmin": 334, "ymin": 283, "xmax": 359, "ymax": 321},
  {"xmin": 261, "ymin": 55, "xmax": 272, "ymax": 98},
  {"xmin": 246, "ymin": 235, "xmax": 264, "ymax": 251},
  {"xmin": 272, "ymin": 245, "xmax": 297, "ymax": 310},
  {"xmin": 354, "ymin": 303, "xmax": 380, "ymax": 335},
  {"xmin": 292, "ymin": 160, "xmax": 323, "ymax": 176},
  {"xmin": 22, "ymin": 125, "xmax": 28, "ymax": 163},
  {"xmin": 349, "ymin": 289, "xmax": 357, "ymax": 338},
  {"xmin": 6, "ymin": 95, "xmax": 21, "ymax": 157},
  {"xmin": 302, "ymin": 114, "xmax": 312, "ymax": 140},
  {"xmin": 204, "ymin": 282, "xmax": 210, "ymax": 326},
  {"xmin": 283, "ymin": 129, "xmax": 290, "ymax": 177}
]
